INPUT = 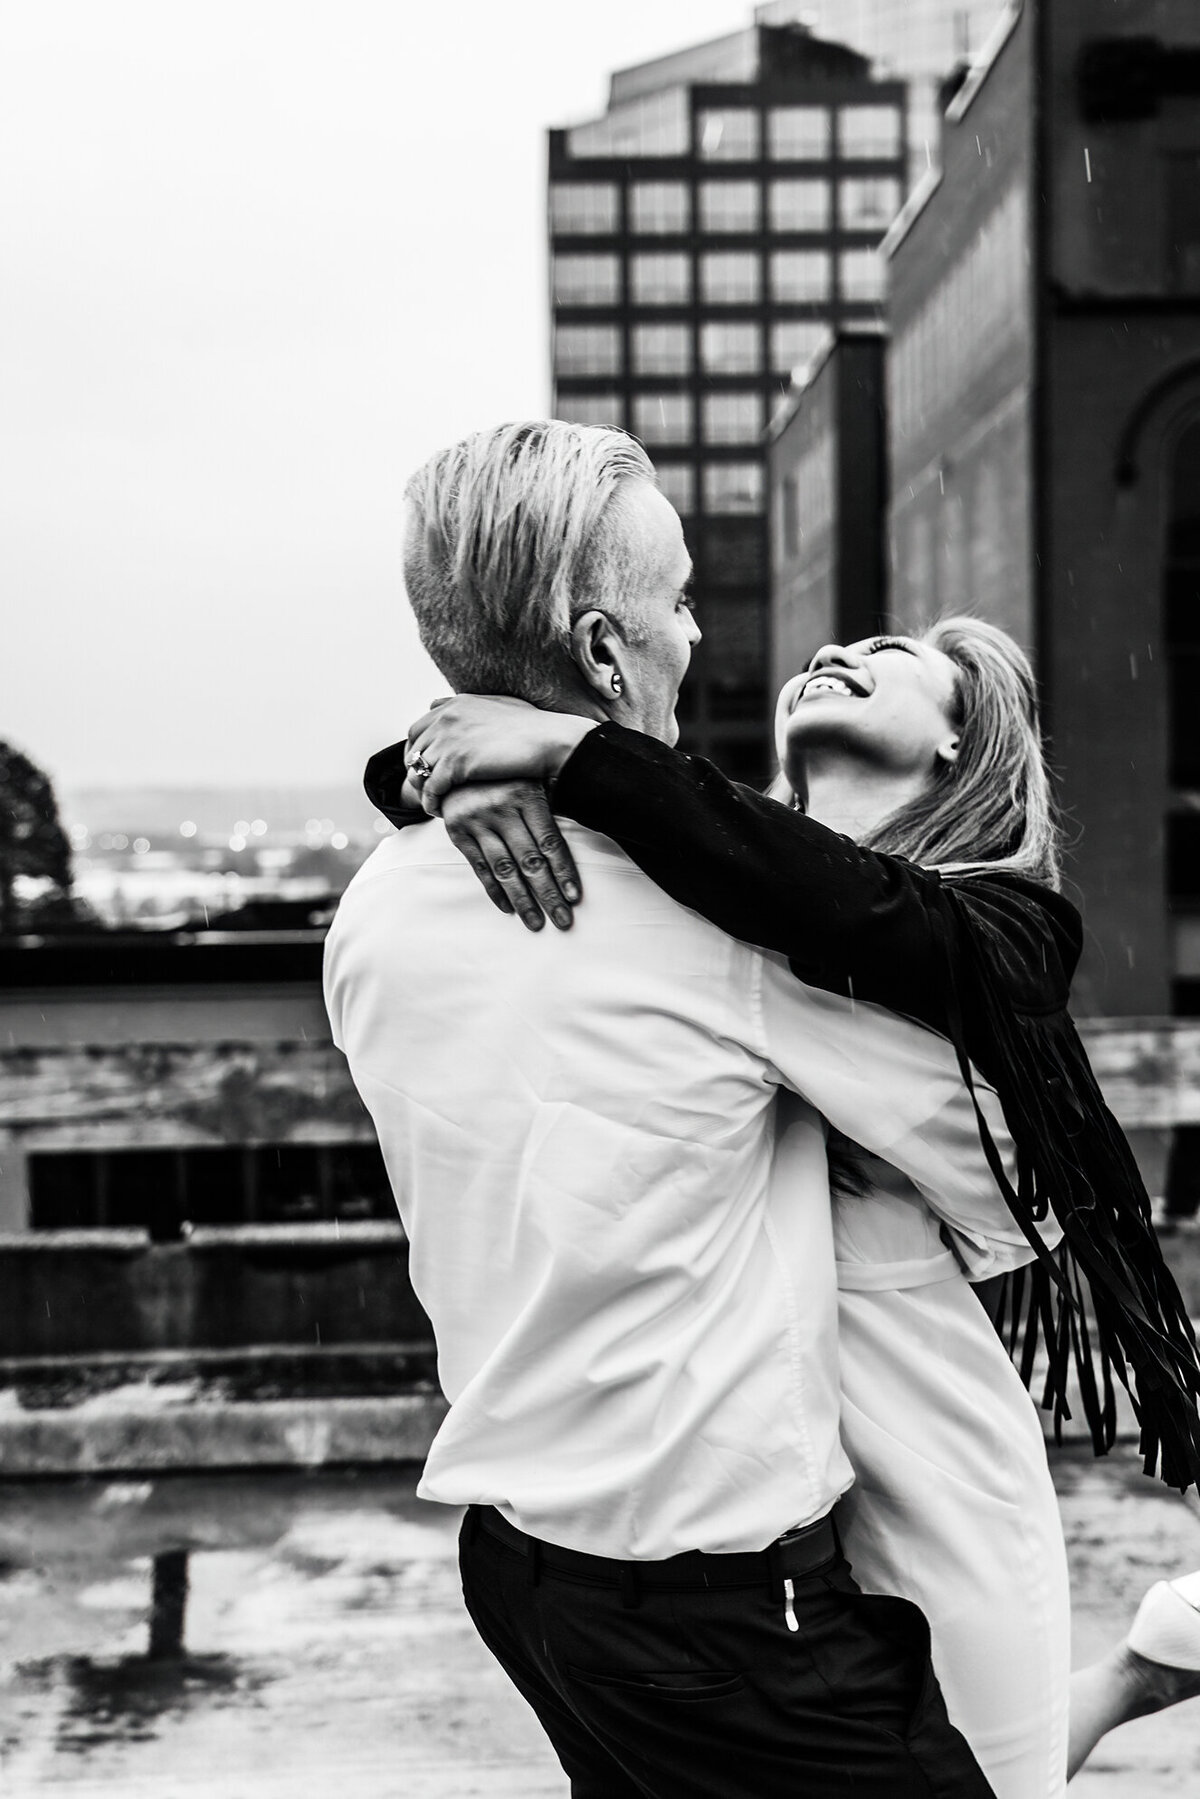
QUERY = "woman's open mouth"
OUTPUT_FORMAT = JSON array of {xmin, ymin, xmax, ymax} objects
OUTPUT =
[{"xmin": 797, "ymin": 673, "xmax": 869, "ymax": 705}]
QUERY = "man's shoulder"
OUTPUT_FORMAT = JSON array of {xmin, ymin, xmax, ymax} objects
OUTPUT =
[
  {"xmin": 347, "ymin": 824, "xmax": 458, "ymax": 880},
  {"xmin": 329, "ymin": 818, "xmax": 768, "ymax": 974},
  {"xmin": 344, "ymin": 819, "xmax": 651, "ymax": 889}
]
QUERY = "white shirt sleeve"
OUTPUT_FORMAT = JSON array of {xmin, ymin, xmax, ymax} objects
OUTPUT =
[{"xmin": 757, "ymin": 953, "xmax": 1063, "ymax": 1279}]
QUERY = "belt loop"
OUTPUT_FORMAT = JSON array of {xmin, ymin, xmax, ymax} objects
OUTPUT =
[
  {"xmin": 765, "ymin": 1538, "xmax": 783, "ymax": 1598},
  {"xmin": 465, "ymin": 1506, "xmax": 482, "ymax": 1546},
  {"xmin": 620, "ymin": 1564, "xmax": 642, "ymax": 1610},
  {"xmin": 527, "ymin": 1536, "xmax": 542, "ymax": 1587}
]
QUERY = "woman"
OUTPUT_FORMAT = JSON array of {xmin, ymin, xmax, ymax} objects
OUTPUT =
[{"xmin": 377, "ymin": 617, "xmax": 1200, "ymax": 1793}]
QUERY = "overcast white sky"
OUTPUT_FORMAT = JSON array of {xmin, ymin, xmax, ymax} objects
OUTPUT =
[{"xmin": 2, "ymin": 0, "xmax": 751, "ymax": 791}]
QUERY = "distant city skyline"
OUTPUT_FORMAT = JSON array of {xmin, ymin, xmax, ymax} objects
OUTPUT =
[{"xmin": 59, "ymin": 781, "xmax": 378, "ymax": 837}]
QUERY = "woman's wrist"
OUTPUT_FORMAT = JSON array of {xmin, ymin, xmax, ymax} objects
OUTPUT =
[
  {"xmin": 399, "ymin": 772, "xmax": 426, "ymax": 812},
  {"xmin": 396, "ymin": 698, "xmax": 603, "ymax": 812},
  {"xmin": 543, "ymin": 715, "xmax": 600, "ymax": 779}
]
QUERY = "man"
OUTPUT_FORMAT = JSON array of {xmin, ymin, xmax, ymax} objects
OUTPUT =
[{"xmin": 324, "ymin": 421, "xmax": 995, "ymax": 1796}]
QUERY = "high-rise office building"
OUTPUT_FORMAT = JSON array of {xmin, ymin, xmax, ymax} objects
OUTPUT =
[
  {"xmin": 547, "ymin": 11, "xmax": 905, "ymax": 778},
  {"xmin": 769, "ymin": 0, "xmax": 1009, "ymax": 179}
]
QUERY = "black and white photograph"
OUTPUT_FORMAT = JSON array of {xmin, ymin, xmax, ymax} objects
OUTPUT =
[{"xmin": 4, "ymin": 2, "xmax": 1200, "ymax": 1794}]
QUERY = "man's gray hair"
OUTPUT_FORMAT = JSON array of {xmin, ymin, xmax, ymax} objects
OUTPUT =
[{"xmin": 403, "ymin": 420, "xmax": 658, "ymax": 704}]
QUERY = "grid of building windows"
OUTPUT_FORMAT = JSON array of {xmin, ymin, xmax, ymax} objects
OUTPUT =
[
  {"xmin": 548, "ymin": 39, "xmax": 906, "ymax": 775},
  {"xmin": 549, "ymin": 182, "xmax": 619, "ymax": 234},
  {"xmin": 703, "ymin": 463, "xmax": 765, "ymax": 515},
  {"xmin": 698, "ymin": 107, "xmax": 761, "ymax": 161},
  {"xmin": 699, "ymin": 180, "xmax": 762, "ymax": 233},
  {"xmin": 702, "ymin": 392, "xmax": 765, "ymax": 444},
  {"xmin": 632, "ymin": 323, "xmax": 692, "ymax": 375},
  {"xmin": 629, "ymin": 181, "xmax": 691, "ymax": 233},
  {"xmin": 838, "ymin": 104, "xmax": 903, "ymax": 160},
  {"xmin": 655, "ymin": 461, "xmax": 696, "ymax": 515},
  {"xmin": 768, "ymin": 105, "xmax": 831, "ymax": 160},
  {"xmin": 554, "ymin": 324, "xmax": 622, "ymax": 376},
  {"xmin": 633, "ymin": 393, "xmax": 695, "ymax": 444},
  {"xmin": 552, "ymin": 254, "xmax": 621, "ymax": 306},
  {"xmin": 840, "ymin": 248, "xmax": 886, "ymax": 302},
  {"xmin": 769, "ymin": 178, "xmax": 831, "ymax": 232},
  {"xmin": 701, "ymin": 252, "xmax": 761, "ymax": 304},
  {"xmin": 771, "ymin": 321, "xmax": 831, "ymax": 377},
  {"xmin": 771, "ymin": 250, "xmax": 832, "ymax": 302},
  {"xmin": 840, "ymin": 175, "xmax": 904, "ymax": 230},
  {"xmin": 555, "ymin": 391, "xmax": 625, "ymax": 427},
  {"xmin": 701, "ymin": 322, "xmax": 762, "ymax": 376},
  {"xmin": 630, "ymin": 252, "xmax": 692, "ymax": 305}
]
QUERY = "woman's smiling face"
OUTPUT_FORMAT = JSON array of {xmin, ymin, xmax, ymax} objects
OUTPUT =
[{"xmin": 775, "ymin": 635, "xmax": 963, "ymax": 788}]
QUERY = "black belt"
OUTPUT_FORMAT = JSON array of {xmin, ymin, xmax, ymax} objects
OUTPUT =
[{"xmin": 470, "ymin": 1504, "xmax": 840, "ymax": 1596}]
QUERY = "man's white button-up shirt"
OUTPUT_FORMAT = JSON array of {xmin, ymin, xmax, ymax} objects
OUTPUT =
[{"xmin": 325, "ymin": 821, "xmax": 1010, "ymax": 1561}]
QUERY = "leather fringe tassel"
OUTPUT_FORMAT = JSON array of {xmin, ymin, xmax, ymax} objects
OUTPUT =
[{"xmin": 935, "ymin": 886, "xmax": 1200, "ymax": 1492}]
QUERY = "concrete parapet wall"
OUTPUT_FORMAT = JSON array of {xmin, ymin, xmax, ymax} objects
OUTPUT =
[
  {"xmin": 1078, "ymin": 1017, "xmax": 1200, "ymax": 1126},
  {"xmin": 0, "ymin": 1391, "xmax": 447, "ymax": 1477},
  {"xmin": 0, "ymin": 1034, "xmax": 374, "ymax": 1229}
]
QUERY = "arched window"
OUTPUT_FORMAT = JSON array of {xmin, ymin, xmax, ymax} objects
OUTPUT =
[
  {"xmin": 1166, "ymin": 419, "xmax": 1200, "ymax": 791},
  {"xmin": 1163, "ymin": 422, "xmax": 1200, "ymax": 1176},
  {"xmin": 1166, "ymin": 418, "xmax": 1200, "ymax": 1021}
]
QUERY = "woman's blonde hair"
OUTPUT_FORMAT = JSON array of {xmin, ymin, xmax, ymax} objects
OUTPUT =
[{"xmin": 862, "ymin": 616, "xmax": 1062, "ymax": 888}]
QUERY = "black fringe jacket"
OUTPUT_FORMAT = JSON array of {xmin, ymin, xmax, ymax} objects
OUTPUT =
[{"xmin": 365, "ymin": 723, "xmax": 1200, "ymax": 1490}]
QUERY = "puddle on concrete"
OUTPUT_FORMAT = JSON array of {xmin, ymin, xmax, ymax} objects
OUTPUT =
[
  {"xmin": 0, "ymin": 1470, "xmax": 561, "ymax": 1793},
  {"xmin": 0, "ymin": 1472, "xmax": 457, "ymax": 1708},
  {"xmin": 14, "ymin": 1548, "xmax": 273, "ymax": 1754}
]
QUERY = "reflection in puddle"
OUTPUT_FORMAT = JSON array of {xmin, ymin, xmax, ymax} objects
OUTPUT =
[
  {"xmin": 37, "ymin": 1552, "xmax": 270, "ymax": 1754},
  {"xmin": 55, "ymin": 1651, "xmax": 254, "ymax": 1754},
  {"xmin": 1, "ymin": 1472, "xmax": 494, "ymax": 1785}
]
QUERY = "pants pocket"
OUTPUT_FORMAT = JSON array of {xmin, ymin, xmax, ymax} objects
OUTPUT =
[{"xmin": 566, "ymin": 1665, "xmax": 747, "ymax": 1704}]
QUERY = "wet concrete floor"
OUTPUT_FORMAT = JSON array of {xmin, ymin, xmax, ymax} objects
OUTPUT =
[{"xmin": 1, "ymin": 1447, "xmax": 1198, "ymax": 1796}]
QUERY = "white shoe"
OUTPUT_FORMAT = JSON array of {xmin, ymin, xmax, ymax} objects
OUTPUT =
[{"xmin": 1128, "ymin": 1572, "xmax": 1200, "ymax": 1671}]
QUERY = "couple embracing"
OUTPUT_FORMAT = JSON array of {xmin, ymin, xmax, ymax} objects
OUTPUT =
[{"xmin": 325, "ymin": 421, "xmax": 1200, "ymax": 1797}]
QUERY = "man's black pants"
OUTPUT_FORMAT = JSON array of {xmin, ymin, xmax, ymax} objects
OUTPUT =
[{"xmin": 459, "ymin": 1506, "xmax": 994, "ymax": 1798}]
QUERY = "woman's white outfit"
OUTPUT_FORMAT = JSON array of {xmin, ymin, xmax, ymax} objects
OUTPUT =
[{"xmin": 833, "ymin": 1152, "xmax": 1071, "ymax": 1799}]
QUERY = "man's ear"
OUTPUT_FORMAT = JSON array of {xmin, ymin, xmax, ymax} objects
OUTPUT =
[{"xmin": 570, "ymin": 609, "xmax": 628, "ymax": 707}]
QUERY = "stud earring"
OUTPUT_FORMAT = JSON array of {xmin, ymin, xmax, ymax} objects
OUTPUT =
[{"xmin": 611, "ymin": 673, "xmax": 624, "ymax": 696}]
